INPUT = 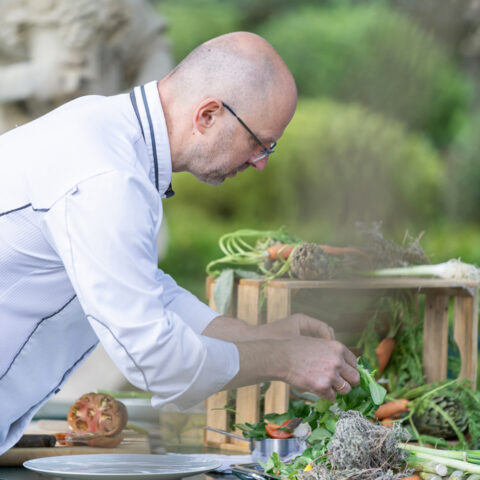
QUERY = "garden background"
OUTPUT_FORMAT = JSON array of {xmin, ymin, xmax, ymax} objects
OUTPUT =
[{"xmin": 155, "ymin": 0, "xmax": 480, "ymax": 304}]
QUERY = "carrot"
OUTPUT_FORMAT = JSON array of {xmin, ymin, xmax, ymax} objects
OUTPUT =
[
  {"xmin": 317, "ymin": 245, "xmax": 370, "ymax": 259},
  {"xmin": 374, "ymin": 399, "xmax": 409, "ymax": 420},
  {"xmin": 398, "ymin": 475, "xmax": 420, "ymax": 480},
  {"xmin": 381, "ymin": 417, "xmax": 394, "ymax": 428},
  {"xmin": 267, "ymin": 244, "xmax": 296, "ymax": 260},
  {"xmin": 376, "ymin": 337, "xmax": 396, "ymax": 374},
  {"xmin": 267, "ymin": 243, "xmax": 370, "ymax": 261}
]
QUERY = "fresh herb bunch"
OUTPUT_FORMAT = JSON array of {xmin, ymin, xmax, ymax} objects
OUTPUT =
[
  {"xmin": 357, "ymin": 292, "xmax": 424, "ymax": 393},
  {"xmin": 391, "ymin": 379, "xmax": 480, "ymax": 449},
  {"xmin": 238, "ymin": 358, "xmax": 387, "ymax": 479},
  {"xmin": 206, "ymin": 227, "xmax": 302, "ymax": 314},
  {"xmin": 206, "ymin": 227, "xmax": 302, "ymax": 279}
]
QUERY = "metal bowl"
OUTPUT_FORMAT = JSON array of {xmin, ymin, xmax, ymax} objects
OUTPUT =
[{"xmin": 250, "ymin": 437, "xmax": 306, "ymax": 462}]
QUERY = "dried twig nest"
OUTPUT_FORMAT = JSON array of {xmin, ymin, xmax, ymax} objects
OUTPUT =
[{"xmin": 290, "ymin": 243, "xmax": 330, "ymax": 280}]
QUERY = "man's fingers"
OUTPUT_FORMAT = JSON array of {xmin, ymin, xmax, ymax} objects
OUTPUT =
[
  {"xmin": 322, "ymin": 387, "xmax": 336, "ymax": 402},
  {"xmin": 329, "ymin": 326, "xmax": 335, "ymax": 340},
  {"xmin": 332, "ymin": 377, "xmax": 352, "ymax": 395},
  {"xmin": 340, "ymin": 362, "xmax": 360, "ymax": 386},
  {"xmin": 300, "ymin": 315, "xmax": 335, "ymax": 340},
  {"xmin": 343, "ymin": 348, "xmax": 358, "ymax": 370}
]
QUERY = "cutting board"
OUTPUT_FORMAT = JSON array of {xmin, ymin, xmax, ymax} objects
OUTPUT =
[{"xmin": 0, "ymin": 420, "xmax": 151, "ymax": 466}]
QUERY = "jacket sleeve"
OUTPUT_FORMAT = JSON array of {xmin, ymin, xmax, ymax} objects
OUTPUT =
[
  {"xmin": 41, "ymin": 170, "xmax": 239, "ymax": 410},
  {"xmin": 154, "ymin": 269, "xmax": 220, "ymax": 335}
]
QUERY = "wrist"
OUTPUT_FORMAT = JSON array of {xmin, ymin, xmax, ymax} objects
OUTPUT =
[
  {"xmin": 202, "ymin": 315, "xmax": 254, "ymax": 342},
  {"xmin": 244, "ymin": 338, "xmax": 291, "ymax": 382},
  {"xmin": 223, "ymin": 338, "xmax": 290, "ymax": 390}
]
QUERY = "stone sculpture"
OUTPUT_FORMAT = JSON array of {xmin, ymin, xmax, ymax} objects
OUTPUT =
[{"xmin": 0, "ymin": 0, "xmax": 173, "ymax": 133}]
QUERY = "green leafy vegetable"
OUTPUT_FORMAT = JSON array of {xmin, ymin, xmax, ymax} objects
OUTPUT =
[{"xmin": 213, "ymin": 268, "xmax": 234, "ymax": 314}]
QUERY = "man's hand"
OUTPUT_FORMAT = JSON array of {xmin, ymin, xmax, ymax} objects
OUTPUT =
[
  {"xmin": 223, "ymin": 336, "xmax": 360, "ymax": 401},
  {"xmin": 280, "ymin": 337, "xmax": 359, "ymax": 400},
  {"xmin": 204, "ymin": 313, "xmax": 359, "ymax": 401},
  {"xmin": 202, "ymin": 313, "xmax": 334, "ymax": 342},
  {"xmin": 257, "ymin": 313, "xmax": 335, "ymax": 341}
]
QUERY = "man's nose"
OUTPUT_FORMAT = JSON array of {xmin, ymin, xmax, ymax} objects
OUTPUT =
[{"xmin": 248, "ymin": 156, "xmax": 268, "ymax": 170}]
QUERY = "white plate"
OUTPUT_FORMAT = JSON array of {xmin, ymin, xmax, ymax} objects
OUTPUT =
[{"xmin": 23, "ymin": 453, "xmax": 222, "ymax": 480}]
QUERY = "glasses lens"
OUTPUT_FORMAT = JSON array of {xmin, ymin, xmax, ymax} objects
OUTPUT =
[{"xmin": 252, "ymin": 143, "xmax": 276, "ymax": 163}]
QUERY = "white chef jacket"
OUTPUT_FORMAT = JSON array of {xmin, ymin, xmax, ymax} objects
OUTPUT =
[{"xmin": 0, "ymin": 81, "xmax": 239, "ymax": 454}]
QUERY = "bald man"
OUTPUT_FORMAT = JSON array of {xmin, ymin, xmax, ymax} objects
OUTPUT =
[{"xmin": 0, "ymin": 32, "xmax": 358, "ymax": 454}]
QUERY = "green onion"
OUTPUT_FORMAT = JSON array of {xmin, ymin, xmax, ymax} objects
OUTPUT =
[
  {"xmin": 370, "ymin": 259, "xmax": 480, "ymax": 281},
  {"xmin": 400, "ymin": 444, "xmax": 480, "ymax": 475},
  {"xmin": 400, "ymin": 444, "xmax": 480, "ymax": 464}
]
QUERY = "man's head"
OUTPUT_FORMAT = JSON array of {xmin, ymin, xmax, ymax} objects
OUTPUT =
[{"xmin": 158, "ymin": 31, "xmax": 297, "ymax": 185}]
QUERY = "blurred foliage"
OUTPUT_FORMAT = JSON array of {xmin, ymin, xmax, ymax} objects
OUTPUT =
[
  {"xmin": 161, "ymin": 99, "xmax": 444, "ymax": 295},
  {"xmin": 422, "ymin": 222, "xmax": 480, "ymax": 266},
  {"xmin": 152, "ymin": 0, "xmax": 480, "ymax": 302},
  {"xmin": 156, "ymin": 0, "xmax": 243, "ymax": 63},
  {"xmin": 155, "ymin": 1, "xmax": 471, "ymax": 146},
  {"xmin": 158, "ymin": 204, "xmax": 233, "ymax": 298},
  {"xmin": 257, "ymin": 4, "xmax": 471, "ymax": 147},
  {"xmin": 155, "ymin": 0, "xmax": 347, "ymax": 62},
  {"xmin": 445, "ymin": 113, "xmax": 480, "ymax": 223},
  {"xmin": 169, "ymin": 98, "xmax": 443, "ymax": 230}
]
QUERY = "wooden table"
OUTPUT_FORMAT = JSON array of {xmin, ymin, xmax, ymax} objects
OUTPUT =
[{"xmin": 204, "ymin": 277, "xmax": 479, "ymax": 451}]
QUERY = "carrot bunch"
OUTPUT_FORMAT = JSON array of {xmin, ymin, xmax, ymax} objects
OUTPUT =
[
  {"xmin": 376, "ymin": 336, "xmax": 396, "ymax": 375},
  {"xmin": 374, "ymin": 398, "xmax": 410, "ymax": 427},
  {"xmin": 267, "ymin": 243, "xmax": 369, "ymax": 261}
]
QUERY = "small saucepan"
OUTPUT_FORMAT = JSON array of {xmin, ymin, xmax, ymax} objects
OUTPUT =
[{"xmin": 203, "ymin": 426, "xmax": 306, "ymax": 462}]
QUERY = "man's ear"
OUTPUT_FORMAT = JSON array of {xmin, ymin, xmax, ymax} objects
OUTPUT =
[{"xmin": 193, "ymin": 98, "xmax": 223, "ymax": 134}]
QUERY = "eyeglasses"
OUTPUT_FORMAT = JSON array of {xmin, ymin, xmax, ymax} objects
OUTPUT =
[{"xmin": 222, "ymin": 102, "xmax": 276, "ymax": 163}]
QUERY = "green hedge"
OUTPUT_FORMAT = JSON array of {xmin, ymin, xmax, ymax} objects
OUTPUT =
[
  {"xmin": 161, "ymin": 98, "xmax": 444, "ymax": 295},
  {"xmin": 257, "ymin": 4, "xmax": 471, "ymax": 146},
  {"xmin": 169, "ymin": 98, "xmax": 444, "ymax": 231},
  {"xmin": 156, "ymin": 0, "xmax": 243, "ymax": 63},
  {"xmin": 422, "ymin": 222, "xmax": 480, "ymax": 266},
  {"xmin": 445, "ymin": 113, "xmax": 480, "ymax": 223}
]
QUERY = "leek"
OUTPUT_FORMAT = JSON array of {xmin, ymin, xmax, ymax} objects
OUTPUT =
[
  {"xmin": 371, "ymin": 259, "xmax": 480, "ymax": 281},
  {"xmin": 400, "ymin": 444, "xmax": 480, "ymax": 475}
]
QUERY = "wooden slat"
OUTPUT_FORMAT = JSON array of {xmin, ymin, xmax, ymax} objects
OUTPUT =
[
  {"xmin": 265, "ymin": 278, "xmax": 478, "ymax": 295},
  {"xmin": 264, "ymin": 286, "xmax": 291, "ymax": 415},
  {"xmin": 232, "ymin": 283, "xmax": 263, "ymax": 446},
  {"xmin": 204, "ymin": 391, "xmax": 229, "ymax": 446},
  {"xmin": 454, "ymin": 288, "xmax": 479, "ymax": 387},
  {"xmin": 205, "ymin": 277, "xmax": 231, "ymax": 446},
  {"xmin": 205, "ymin": 275, "xmax": 479, "ymax": 451},
  {"xmin": 423, "ymin": 293, "xmax": 449, "ymax": 383}
]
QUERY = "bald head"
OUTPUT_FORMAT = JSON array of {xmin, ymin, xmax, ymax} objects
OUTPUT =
[
  {"xmin": 162, "ymin": 32, "xmax": 297, "ymax": 118},
  {"xmin": 158, "ymin": 32, "xmax": 297, "ymax": 181}
]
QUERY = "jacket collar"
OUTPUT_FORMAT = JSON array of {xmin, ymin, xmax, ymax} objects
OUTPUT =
[{"xmin": 129, "ymin": 81, "xmax": 174, "ymax": 198}]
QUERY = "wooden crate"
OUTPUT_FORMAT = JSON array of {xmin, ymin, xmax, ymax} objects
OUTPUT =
[{"xmin": 204, "ymin": 277, "xmax": 479, "ymax": 451}]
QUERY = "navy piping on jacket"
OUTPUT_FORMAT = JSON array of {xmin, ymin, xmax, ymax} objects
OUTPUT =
[
  {"xmin": 24, "ymin": 343, "xmax": 97, "ymax": 418},
  {"xmin": 0, "ymin": 204, "xmax": 49, "ymax": 217},
  {"xmin": 87, "ymin": 314, "xmax": 150, "ymax": 391},
  {"xmin": 140, "ymin": 85, "xmax": 159, "ymax": 192},
  {"xmin": 0, "ymin": 295, "xmax": 77, "ymax": 381},
  {"xmin": 129, "ymin": 87, "xmax": 174, "ymax": 198}
]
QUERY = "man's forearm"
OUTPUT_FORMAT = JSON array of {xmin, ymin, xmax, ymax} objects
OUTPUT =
[
  {"xmin": 201, "ymin": 314, "xmax": 361, "ymax": 401},
  {"xmin": 221, "ymin": 339, "xmax": 288, "ymax": 390},
  {"xmin": 201, "ymin": 315, "xmax": 296, "ymax": 342},
  {"xmin": 202, "ymin": 315, "xmax": 260, "ymax": 342}
]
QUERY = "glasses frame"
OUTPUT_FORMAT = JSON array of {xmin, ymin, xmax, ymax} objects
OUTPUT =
[{"xmin": 222, "ymin": 102, "xmax": 276, "ymax": 163}]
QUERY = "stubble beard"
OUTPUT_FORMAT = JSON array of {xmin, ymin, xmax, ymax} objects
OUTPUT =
[{"xmin": 189, "ymin": 126, "xmax": 237, "ymax": 185}]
